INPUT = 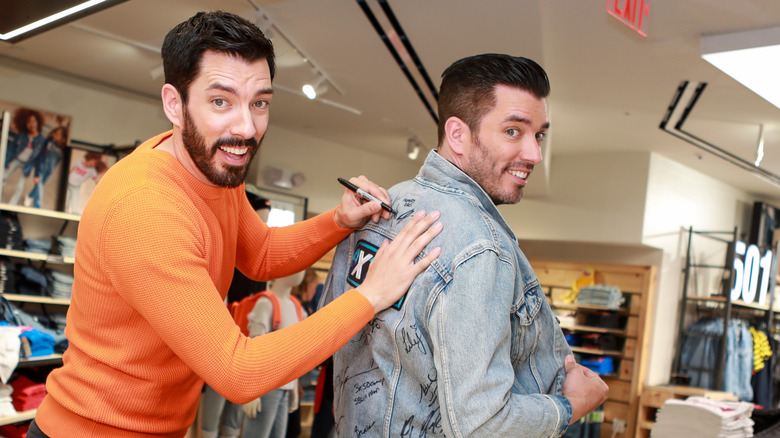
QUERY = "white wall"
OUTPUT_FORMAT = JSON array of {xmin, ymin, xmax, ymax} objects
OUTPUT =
[
  {"xmin": 503, "ymin": 151, "xmax": 650, "ymax": 244},
  {"xmin": 641, "ymin": 153, "xmax": 755, "ymax": 385},
  {"xmin": 250, "ymin": 126, "xmax": 420, "ymax": 215},
  {"xmin": 0, "ymin": 59, "xmax": 170, "ymax": 146}
]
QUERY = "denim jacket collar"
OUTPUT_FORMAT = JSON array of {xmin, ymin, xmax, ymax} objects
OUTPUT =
[{"xmin": 418, "ymin": 150, "xmax": 517, "ymax": 241}]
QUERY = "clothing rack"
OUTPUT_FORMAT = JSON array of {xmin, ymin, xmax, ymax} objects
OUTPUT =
[{"xmin": 672, "ymin": 226, "xmax": 778, "ymax": 393}]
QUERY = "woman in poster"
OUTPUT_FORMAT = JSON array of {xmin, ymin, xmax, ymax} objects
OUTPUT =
[
  {"xmin": 4, "ymin": 109, "xmax": 46, "ymax": 205},
  {"xmin": 25, "ymin": 126, "xmax": 68, "ymax": 208}
]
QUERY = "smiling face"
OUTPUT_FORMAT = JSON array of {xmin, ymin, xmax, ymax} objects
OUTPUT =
[
  {"xmin": 461, "ymin": 85, "xmax": 548, "ymax": 205},
  {"xmin": 174, "ymin": 50, "xmax": 273, "ymax": 188}
]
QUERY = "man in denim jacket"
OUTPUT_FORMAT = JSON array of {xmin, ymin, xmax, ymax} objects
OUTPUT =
[{"xmin": 321, "ymin": 54, "xmax": 608, "ymax": 437}]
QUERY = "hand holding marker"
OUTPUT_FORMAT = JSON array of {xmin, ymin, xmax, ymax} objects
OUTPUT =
[{"xmin": 338, "ymin": 178, "xmax": 397, "ymax": 215}]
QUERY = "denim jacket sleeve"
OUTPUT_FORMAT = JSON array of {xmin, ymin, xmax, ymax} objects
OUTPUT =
[{"xmin": 429, "ymin": 249, "xmax": 572, "ymax": 438}]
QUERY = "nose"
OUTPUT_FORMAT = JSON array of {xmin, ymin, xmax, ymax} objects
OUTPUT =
[
  {"xmin": 520, "ymin": 137, "xmax": 543, "ymax": 165},
  {"xmin": 230, "ymin": 107, "xmax": 257, "ymax": 139}
]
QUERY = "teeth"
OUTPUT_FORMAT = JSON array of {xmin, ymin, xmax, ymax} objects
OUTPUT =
[
  {"xmin": 509, "ymin": 170, "xmax": 528, "ymax": 178},
  {"xmin": 220, "ymin": 146, "xmax": 248, "ymax": 155}
]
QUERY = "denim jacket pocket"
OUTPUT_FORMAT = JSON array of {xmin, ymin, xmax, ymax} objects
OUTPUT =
[{"xmin": 509, "ymin": 282, "xmax": 544, "ymax": 375}]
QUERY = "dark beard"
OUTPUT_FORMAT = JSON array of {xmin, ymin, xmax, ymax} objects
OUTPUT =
[
  {"xmin": 469, "ymin": 134, "xmax": 531, "ymax": 206},
  {"xmin": 180, "ymin": 108, "xmax": 260, "ymax": 188}
]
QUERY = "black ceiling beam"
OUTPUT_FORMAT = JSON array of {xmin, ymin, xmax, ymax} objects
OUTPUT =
[{"xmin": 356, "ymin": 0, "xmax": 438, "ymax": 124}]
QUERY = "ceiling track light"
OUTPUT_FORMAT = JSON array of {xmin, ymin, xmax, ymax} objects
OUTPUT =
[
  {"xmin": 246, "ymin": 2, "xmax": 344, "ymax": 98},
  {"xmin": 302, "ymin": 75, "xmax": 328, "ymax": 100},
  {"xmin": 407, "ymin": 135, "xmax": 425, "ymax": 160}
]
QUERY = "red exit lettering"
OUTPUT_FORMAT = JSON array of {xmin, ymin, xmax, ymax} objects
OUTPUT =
[{"xmin": 607, "ymin": 0, "xmax": 650, "ymax": 37}]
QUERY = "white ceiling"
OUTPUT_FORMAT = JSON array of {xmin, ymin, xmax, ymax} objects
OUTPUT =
[{"xmin": 1, "ymin": 0, "xmax": 779, "ymax": 205}]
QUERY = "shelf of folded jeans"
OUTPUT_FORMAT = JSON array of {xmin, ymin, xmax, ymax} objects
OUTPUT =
[
  {"xmin": 0, "ymin": 203, "xmax": 80, "ymax": 222},
  {"xmin": 17, "ymin": 354, "xmax": 63, "ymax": 367},
  {"xmin": 0, "ymin": 248, "xmax": 74, "ymax": 265},
  {"xmin": 570, "ymin": 346, "xmax": 623, "ymax": 357},
  {"xmin": 0, "ymin": 408, "xmax": 36, "ymax": 426},
  {"xmin": 2, "ymin": 293, "xmax": 70, "ymax": 306},
  {"xmin": 559, "ymin": 323, "xmax": 627, "ymax": 335}
]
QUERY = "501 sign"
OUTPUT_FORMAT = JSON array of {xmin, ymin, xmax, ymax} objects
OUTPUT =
[{"xmin": 730, "ymin": 241, "xmax": 775, "ymax": 305}]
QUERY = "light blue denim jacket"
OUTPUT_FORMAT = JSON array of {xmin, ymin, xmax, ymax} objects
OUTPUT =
[{"xmin": 321, "ymin": 151, "xmax": 572, "ymax": 438}]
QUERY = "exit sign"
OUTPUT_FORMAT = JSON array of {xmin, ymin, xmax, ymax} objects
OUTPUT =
[{"xmin": 607, "ymin": 0, "xmax": 650, "ymax": 37}]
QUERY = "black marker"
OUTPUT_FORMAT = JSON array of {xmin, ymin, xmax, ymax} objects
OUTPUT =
[{"xmin": 338, "ymin": 177, "xmax": 397, "ymax": 215}]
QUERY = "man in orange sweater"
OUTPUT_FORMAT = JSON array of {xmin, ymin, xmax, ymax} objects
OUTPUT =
[{"xmin": 29, "ymin": 11, "xmax": 442, "ymax": 438}]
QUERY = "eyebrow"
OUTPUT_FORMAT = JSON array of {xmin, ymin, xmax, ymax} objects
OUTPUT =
[
  {"xmin": 206, "ymin": 82, "xmax": 274, "ymax": 97},
  {"xmin": 504, "ymin": 114, "xmax": 550, "ymax": 130}
]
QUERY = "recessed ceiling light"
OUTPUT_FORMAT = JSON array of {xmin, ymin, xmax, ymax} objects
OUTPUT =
[{"xmin": 701, "ymin": 25, "xmax": 780, "ymax": 110}]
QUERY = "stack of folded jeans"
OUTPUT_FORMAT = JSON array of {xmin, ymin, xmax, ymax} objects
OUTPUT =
[
  {"xmin": 49, "ymin": 313, "xmax": 67, "ymax": 335},
  {"xmin": 576, "ymin": 285, "xmax": 623, "ymax": 309},
  {"xmin": 0, "ymin": 213, "xmax": 23, "ymax": 251},
  {"xmin": 55, "ymin": 236, "xmax": 76, "ymax": 259},
  {"xmin": 16, "ymin": 265, "xmax": 47, "ymax": 296},
  {"xmin": 0, "ymin": 258, "xmax": 16, "ymax": 295},
  {"xmin": 46, "ymin": 269, "xmax": 73, "ymax": 299},
  {"xmin": 22, "ymin": 238, "xmax": 51, "ymax": 255}
]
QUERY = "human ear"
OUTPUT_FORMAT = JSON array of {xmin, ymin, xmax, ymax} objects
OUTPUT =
[
  {"xmin": 444, "ymin": 116, "xmax": 470, "ymax": 158},
  {"xmin": 161, "ymin": 84, "xmax": 184, "ymax": 128}
]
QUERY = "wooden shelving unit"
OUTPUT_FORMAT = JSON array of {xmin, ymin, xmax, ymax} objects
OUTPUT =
[
  {"xmin": 531, "ymin": 259, "xmax": 657, "ymax": 438},
  {"xmin": 0, "ymin": 195, "xmax": 78, "ymax": 427}
]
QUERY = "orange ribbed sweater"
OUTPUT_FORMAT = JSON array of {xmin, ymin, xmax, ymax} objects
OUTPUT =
[{"xmin": 35, "ymin": 132, "xmax": 373, "ymax": 437}]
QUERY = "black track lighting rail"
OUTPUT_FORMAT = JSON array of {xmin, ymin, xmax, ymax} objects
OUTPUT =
[
  {"xmin": 659, "ymin": 80, "xmax": 780, "ymax": 187},
  {"xmin": 356, "ymin": 0, "xmax": 439, "ymax": 124}
]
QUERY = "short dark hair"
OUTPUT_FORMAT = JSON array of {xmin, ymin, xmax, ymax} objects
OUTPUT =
[
  {"xmin": 13, "ymin": 108, "xmax": 44, "ymax": 135},
  {"xmin": 161, "ymin": 11, "xmax": 276, "ymax": 104},
  {"xmin": 437, "ymin": 54, "xmax": 550, "ymax": 144}
]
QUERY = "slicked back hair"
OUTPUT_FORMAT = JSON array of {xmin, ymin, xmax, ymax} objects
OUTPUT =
[{"xmin": 437, "ymin": 54, "xmax": 550, "ymax": 144}]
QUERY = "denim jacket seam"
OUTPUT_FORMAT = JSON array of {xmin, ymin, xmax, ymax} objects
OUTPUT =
[{"xmin": 543, "ymin": 394, "xmax": 561, "ymax": 437}]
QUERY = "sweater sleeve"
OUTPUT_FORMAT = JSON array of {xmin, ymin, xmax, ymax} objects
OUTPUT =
[
  {"xmin": 235, "ymin": 205, "xmax": 352, "ymax": 281},
  {"xmin": 97, "ymin": 187, "xmax": 373, "ymax": 404}
]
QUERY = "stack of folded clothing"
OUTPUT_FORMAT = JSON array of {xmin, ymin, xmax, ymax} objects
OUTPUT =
[
  {"xmin": 577, "ymin": 285, "xmax": 624, "ymax": 309},
  {"xmin": 19, "ymin": 328, "xmax": 55, "ymax": 358},
  {"xmin": 652, "ymin": 396, "xmax": 754, "ymax": 437},
  {"xmin": 54, "ymin": 236, "xmax": 76, "ymax": 259},
  {"xmin": 16, "ymin": 265, "xmax": 47, "ymax": 296},
  {"xmin": 49, "ymin": 313, "xmax": 67, "ymax": 338},
  {"xmin": 0, "ymin": 384, "xmax": 15, "ymax": 416},
  {"xmin": 0, "ymin": 213, "xmax": 23, "ymax": 251},
  {"xmin": 22, "ymin": 238, "xmax": 51, "ymax": 255},
  {"xmin": 0, "ymin": 325, "xmax": 21, "ymax": 384},
  {"xmin": 10, "ymin": 375, "xmax": 46, "ymax": 412},
  {"xmin": 0, "ymin": 258, "xmax": 17, "ymax": 295},
  {"xmin": 46, "ymin": 269, "xmax": 73, "ymax": 300},
  {"xmin": 580, "ymin": 356, "xmax": 614, "ymax": 375}
]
